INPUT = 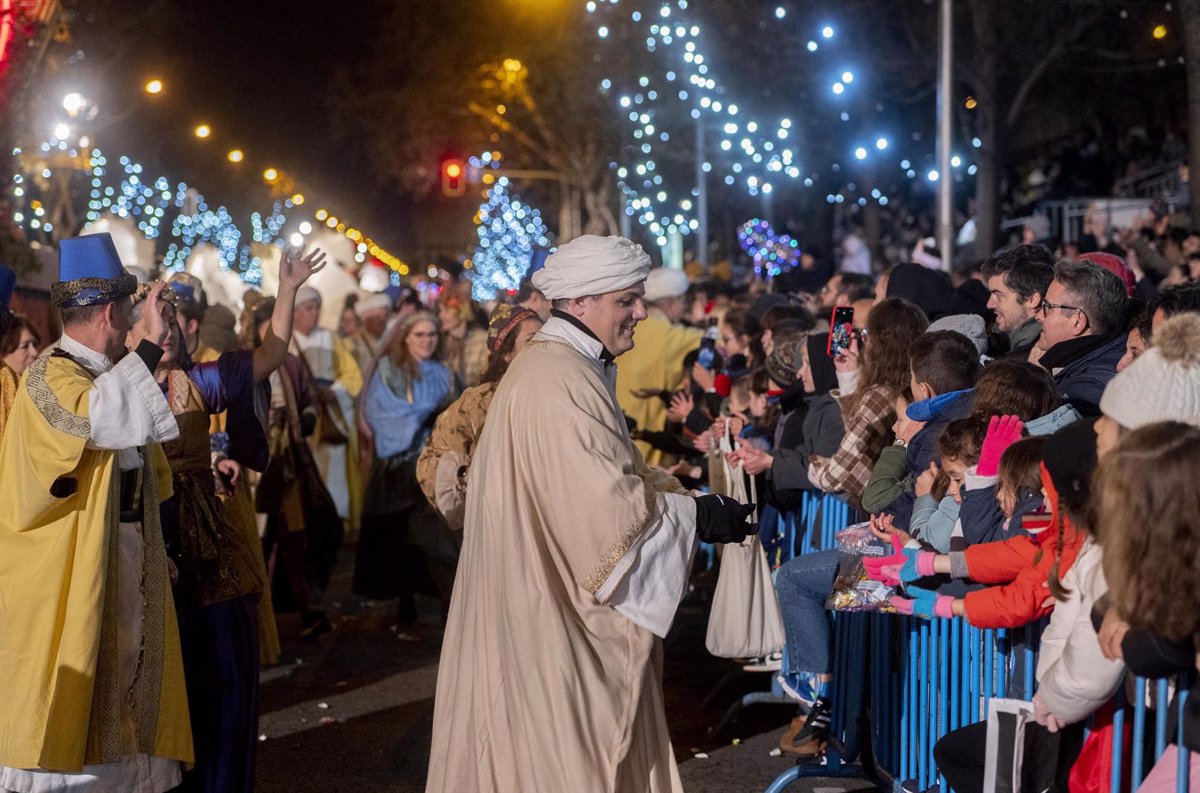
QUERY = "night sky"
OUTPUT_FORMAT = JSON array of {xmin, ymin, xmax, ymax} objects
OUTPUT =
[{"xmin": 66, "ymin": 0, "xmax": 404, "ymax": 249}]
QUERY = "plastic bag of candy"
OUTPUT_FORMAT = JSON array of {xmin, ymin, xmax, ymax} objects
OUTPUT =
[{"xmin": 825, "ymin": 523, "xmax": 900, "ymax": 613}]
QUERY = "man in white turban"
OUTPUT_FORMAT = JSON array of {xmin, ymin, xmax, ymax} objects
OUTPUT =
[{"xmin": 427, "ymin": 235, "xmax": 754, "ymax": 793}]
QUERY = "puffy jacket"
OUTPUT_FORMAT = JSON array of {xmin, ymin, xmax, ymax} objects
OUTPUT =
[
  {"xmin": 1042, "ymin": 333, "xmax": 1125, "ymax": 418},
  {"xmin": 949, "ymin": 466, "xmax": 1085, "ymax": 629},
  {"xmin": 1035, "ymin": 539, "xmax": 1125, "ymax": 724}
]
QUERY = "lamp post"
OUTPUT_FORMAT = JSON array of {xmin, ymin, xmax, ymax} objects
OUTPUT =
[{"xmin": 936, "ymin": 0, "xmax": 954, "ymax": 270}]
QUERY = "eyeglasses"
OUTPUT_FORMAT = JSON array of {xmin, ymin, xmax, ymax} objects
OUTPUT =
[
  {"xmin": 1035, "ymin": 299, "xmax": 1084, "ymax": 318},
  {"xmin": 1035, "ymin": 299, "xmax": 1090, "ymax": 330}
]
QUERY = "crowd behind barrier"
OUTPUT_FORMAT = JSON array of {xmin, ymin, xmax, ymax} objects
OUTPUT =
[{"xmin": 754, "ymin": 494, "xmax": 1194, "ymax": 793}]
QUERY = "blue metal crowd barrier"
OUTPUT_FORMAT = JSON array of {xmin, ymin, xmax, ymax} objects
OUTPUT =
[{"xmin": 765, "ymin": 609, "xmax": 1194, "ymax": 793}]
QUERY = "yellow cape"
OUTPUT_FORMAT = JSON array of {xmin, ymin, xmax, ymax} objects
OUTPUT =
[{"xmin": 0, "ymin": 351, "xmax": 192, "ymax": 771}]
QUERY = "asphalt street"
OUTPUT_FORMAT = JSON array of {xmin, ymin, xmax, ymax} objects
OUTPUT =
[{"xmin": 255, "ymin": 545, "xmax": 878, "ymax": 793}]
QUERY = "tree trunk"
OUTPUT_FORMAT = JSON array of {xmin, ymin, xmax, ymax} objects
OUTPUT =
[
  {"xmin": 1182, "ymin": 0, "xmax": 1200, "ymax": 228},
  {"xmin": 969, "ymin": 0, "xmax": 1001, "ymax": 257}
]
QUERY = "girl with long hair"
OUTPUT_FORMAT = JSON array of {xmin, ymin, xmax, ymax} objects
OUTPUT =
[{"xmin": 353, "ymin": 311, "xmax": 459, "ymax": 639}]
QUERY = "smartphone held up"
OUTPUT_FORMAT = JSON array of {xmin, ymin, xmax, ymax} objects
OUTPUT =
[{"xmin": 827, "ymin": 305, "xmax": 856, "ymax": 358}]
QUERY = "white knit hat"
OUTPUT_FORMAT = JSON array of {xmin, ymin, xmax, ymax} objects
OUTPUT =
[
  {"xmin": 354, "ymin": 292, "xmax": 392, "ymax": 318},
  {"xmin": 643, "ymin": 267, "xmax": 690, "ymax": 303},
  {"xmin": 1100, "ymin": 313, "xmax": 1200, "ymax": 429}
]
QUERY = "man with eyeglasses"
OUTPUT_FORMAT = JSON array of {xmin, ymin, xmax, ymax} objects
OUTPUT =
[{"xmin": 1032, "ymin": 259, "xmax": 1130, "ymax": 417}]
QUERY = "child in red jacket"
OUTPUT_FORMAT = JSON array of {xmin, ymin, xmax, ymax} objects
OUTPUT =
[{"xmin": 866, "ymin": 415, "xmax": 1091, "ymax": 629}]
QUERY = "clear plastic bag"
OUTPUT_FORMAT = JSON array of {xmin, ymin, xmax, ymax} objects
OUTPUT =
[{"xmin": 825, "ymin": 522, "xmax": 900, "ymax": 613}]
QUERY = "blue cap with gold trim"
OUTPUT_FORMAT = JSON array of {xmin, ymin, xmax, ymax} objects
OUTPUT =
[{"xmin": 52, "ymin": 233, "xmax": 138, "ymax": 308}]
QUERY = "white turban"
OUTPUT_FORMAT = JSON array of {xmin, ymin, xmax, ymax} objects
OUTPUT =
[
  {"xmin": 643, "ymin": 267, "xmax": 690, "ymax": 303},
  {"xmin": 354, "ymin": 292, "xmax": 392, "ymax": 318},
  {"xmin": 296, "ymin": 285, "xmax": 321, "ymax": 306},
  {"xmin": 532, "ymin": 235, "xmax": 652, "ymax": 300}
]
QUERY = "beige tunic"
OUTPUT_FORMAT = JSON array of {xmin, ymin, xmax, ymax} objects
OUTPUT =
[{"xmin": 426, "ymin": 317, "xmax": 697, "ymax": 793}]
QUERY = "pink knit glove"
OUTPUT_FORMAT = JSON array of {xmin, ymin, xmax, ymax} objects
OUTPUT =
[
  {"xmin": 863, "ymin": 534, "xmax": 937, "ymax": 586},
  {"xmin": 976, "ymin": 415, "xmax": 1025, "ymax": 478},
  {"xmin": 890, "ymin": 587, "xmax": 955, "ymax": 619}
]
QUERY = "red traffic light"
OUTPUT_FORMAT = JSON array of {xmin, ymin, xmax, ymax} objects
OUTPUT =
[{"xmin": 441, "ymin": 159, "xmax": 466, "ymax": 197}]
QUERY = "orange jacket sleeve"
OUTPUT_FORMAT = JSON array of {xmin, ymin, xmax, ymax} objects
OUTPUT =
[
  {"xmin": 960, "ymin": 535, "xmax": 1040, "ymax": 584},
  {"xmin": 961, "ymin": 533, "xmax": 1085, "ymax": 629}
]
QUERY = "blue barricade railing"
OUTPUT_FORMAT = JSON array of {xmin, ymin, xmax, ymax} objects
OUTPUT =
[
  {"xmin": 768, "ymin": 610, "xmax": 1194, "ymax": 793},
  {"xmin": 761, "ymin": 510, "xmax": 1195, "ymax": 793}
]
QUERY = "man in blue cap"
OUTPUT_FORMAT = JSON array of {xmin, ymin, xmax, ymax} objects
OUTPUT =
[
  {"xmin": 0, "ymin": 263, "xmax": 17, "ymax": 440},
  {"xmin": 0, "ymin": 233, "xmax": 194, "ymax": 791}
]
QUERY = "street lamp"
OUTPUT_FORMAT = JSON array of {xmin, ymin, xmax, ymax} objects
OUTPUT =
[
  {"xmin": 144, "ymin": 78, "xmax": 164, "ymax": 95},
  {"xmin": 263, "ymin": 167, "xmax": 279, "ymax": 182},
  {"xmin": 193, "ymin": 123, "xmax": 212, "ymax": 139},
  {"xmin": 227, "ymin": 149, "xmax": 244, "ymax": 163},
  {"xmin": 52, "ymin": 122, "xmax": 71, "ymax": 141}
]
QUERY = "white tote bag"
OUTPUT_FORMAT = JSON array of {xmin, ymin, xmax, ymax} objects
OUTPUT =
[
  {"xmin": 704, "ymin": 429, "xmax": 786, "ymax": 659},
  {"xmin": 983, "ymin": 698, "xmax": 1036, "ymax": 793}
]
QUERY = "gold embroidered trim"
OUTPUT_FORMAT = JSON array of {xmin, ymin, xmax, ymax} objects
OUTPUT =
[
  {"xmin": 24, "ymin": 353, "xmax": 92, "ymax": 439},
  {"xmin": 50, "ymin": 274, "xmax": 138, "ymax": 308},
  {"xmin": 581, "ymin": 482, "xmax": 660, "ymax": 594}
]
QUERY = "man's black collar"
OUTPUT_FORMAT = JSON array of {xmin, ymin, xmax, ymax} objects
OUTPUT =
[{"xmin": 551, "ymin": 309, "xmax": 616, "ymax": 364}]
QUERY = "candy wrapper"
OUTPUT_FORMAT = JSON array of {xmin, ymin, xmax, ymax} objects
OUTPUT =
[{"xmin": 825, "ymin": 522, "xmax": 901, "ymax": 613}]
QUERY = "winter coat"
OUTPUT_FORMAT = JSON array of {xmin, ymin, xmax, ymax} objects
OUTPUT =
[
  {"xmin": 861, "ymin": 444, "xmax": 910, "ymax": 514},
  {"xmin": 948, "ymin": 469, "xmax": 1085, "ymax": 629},
  {"xmin": 767, "ymin": 393, "xmax": 845, "ymax": 499},
  {"xmin": 880, "ymin": 388, "xmax": 974, "ymax": 529},
  {"xmin": 1041, "ymin": 333, "xmax": 1126, "ymax": 418},
  {"xmin": 956, "ymin": 465, "xmax": 1046, "ymax": 548},
  {"xmin": 1035, "ymin": 539, "xmax": 1125, "ymax": 724}
]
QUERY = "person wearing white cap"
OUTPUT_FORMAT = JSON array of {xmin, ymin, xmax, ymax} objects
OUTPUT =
[
  {"xmin": 1095, "ymin": 312, "xmax": 1200, "ymax": 457},
  {"xmin": 348, "ymin": 291, "xmax": 392, "ymax": 374},
  {"xmin": 614, "ymin": 266, "xmax": 703, "ymax": 464},
  {"xmin": 427, "ymin": 235, "xmax": 755, "ymax": 793},
  {"xmin": 291, "ymin": 285, "xmax": 364, "ymax": 530}
]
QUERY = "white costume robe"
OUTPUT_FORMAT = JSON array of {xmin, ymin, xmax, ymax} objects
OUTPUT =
[
  {"xmin": 292, "ymin": 327, "xmax": 361, "ymax": 520},
  {"xmin": 427, "ymin": 316, "xmax": 696, "ymax": 793},
  {"xmin": 0, "ymin": 335, "xmax": 183, "ymax": 793}
]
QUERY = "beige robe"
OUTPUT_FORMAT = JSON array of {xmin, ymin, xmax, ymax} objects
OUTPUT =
[{"xmin": 427, "ymin": 317, "xmax": 697, "ymax": 793}]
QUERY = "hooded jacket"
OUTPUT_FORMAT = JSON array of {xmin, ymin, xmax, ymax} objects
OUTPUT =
[{"xmin": 880, "ymin": 388, "xmax": 975, "ymax": 529}]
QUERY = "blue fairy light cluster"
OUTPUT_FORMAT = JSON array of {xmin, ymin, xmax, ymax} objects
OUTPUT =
[
  {"xmin": 737, "ymin": 218, "xmax": 800, "ymax": 276},
  {"xmin": 468, "ymin": 176, "xmax": 551, "ymax": 301},
  {"xmin": 586, "ymin": 1, "xmax": 977, "ymax": 239}
]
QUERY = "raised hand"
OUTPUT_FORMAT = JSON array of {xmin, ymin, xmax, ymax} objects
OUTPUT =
[
  {"xmin": 132, "ymin": 281, "xmax": 172, "ymax": 347},
  {"xmin": 279, "ymin": 246, "xmax": 327, "ymax": 293},
  {"xmin": 977, "ymin": 415, "xmax": 1025, "ymax": 477},
  {"xmin": 833, "ymin": 333, "xmax": 860, "ymax": 374},
  {"xmin": 667, "ymin": 391, "xmax": 694, "ymax": 424}
]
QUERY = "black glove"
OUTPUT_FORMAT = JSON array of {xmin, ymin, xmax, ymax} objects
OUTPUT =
[{"xmin": 693, "ymin": 494, "xmax": 756, "ymax": 544}]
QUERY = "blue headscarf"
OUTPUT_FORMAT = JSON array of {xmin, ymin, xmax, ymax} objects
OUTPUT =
[{"xmin": 364, "ymin": 357, "xmax": 455, "ymax": 458}]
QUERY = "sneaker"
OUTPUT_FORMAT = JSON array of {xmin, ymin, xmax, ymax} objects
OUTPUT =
[
  {"xmin": 742, "ymin": 651, "xmax": 783, "ymax": 672},
  {"xmin": 776, "ymin": 672, "xmax": 822, "ymax": 708}
]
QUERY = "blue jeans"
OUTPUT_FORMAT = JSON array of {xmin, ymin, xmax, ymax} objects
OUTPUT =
[{"xmin": 775, "ymin": 549, "xmax": 840, "ymax": 675}]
